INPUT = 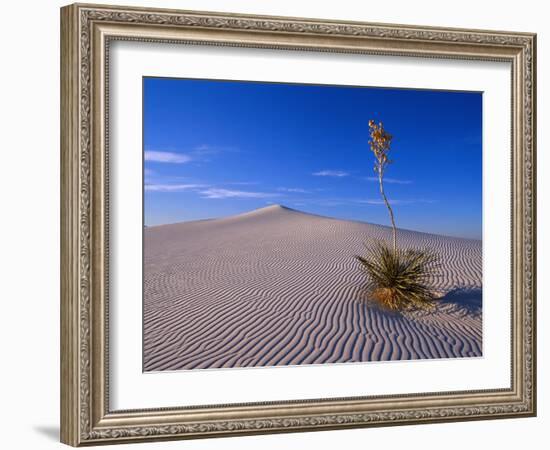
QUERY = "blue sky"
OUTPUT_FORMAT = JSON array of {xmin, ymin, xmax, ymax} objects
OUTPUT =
[{"xmin": 143, "ymin": 77, "xmax": 482, "ymax": 239}]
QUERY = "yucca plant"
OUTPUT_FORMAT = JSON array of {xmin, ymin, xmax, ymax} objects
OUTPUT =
[
  {"xmin": 355, "ymin": 241, "xmax": 439, "ymax": 311},
  {"xmin": 357, "ymin": 120, "xmax": 439, "ymax": 311}
]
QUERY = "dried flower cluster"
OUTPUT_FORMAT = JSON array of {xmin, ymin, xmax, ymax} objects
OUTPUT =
[{"xmin": 368, "ymin": 119, "xmax": 393, "ymax": 175}]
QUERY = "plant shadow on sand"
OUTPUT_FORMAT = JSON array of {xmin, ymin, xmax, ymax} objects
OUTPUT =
[
  {"xmin": 438, "ymin": 287, "xmax": 482, "ymax": 314},
  {"xmin": 356, "ymin": 286, "xmax": 482, "ymax": 317}
]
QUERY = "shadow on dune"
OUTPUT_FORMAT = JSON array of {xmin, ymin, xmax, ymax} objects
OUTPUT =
[
  {"xmin": 439, "ymin": 287, "xmax": 482, "ymax": 314},
  {"xmin": 355, "ymin": 287, "xmax": 482, "ymax": 316}
]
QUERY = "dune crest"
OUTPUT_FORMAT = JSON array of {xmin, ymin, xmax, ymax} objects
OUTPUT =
[{"xmin": 144, "ymin": 206, "xmax": 482, "ymax": 371}]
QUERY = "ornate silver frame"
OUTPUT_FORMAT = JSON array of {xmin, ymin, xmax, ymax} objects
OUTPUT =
[{"xmin": 60, "ymin": 3, "xmax": 536, "ymax": 446}]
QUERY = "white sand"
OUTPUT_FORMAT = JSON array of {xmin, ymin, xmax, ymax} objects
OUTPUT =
[{"xmin": 144, "ymin": 205, "xmax": 482, "ymax": 371}]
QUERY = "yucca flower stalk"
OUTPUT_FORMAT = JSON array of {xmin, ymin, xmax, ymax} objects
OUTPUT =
[{"xmin": 368, "ymin": 120, "xmax": 396, "ymax": 255}]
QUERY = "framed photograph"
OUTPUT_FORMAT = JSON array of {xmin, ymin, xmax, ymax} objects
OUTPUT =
[{"xmin": 60, "ymin": 3, "xmax": 536, "ymax": 446}]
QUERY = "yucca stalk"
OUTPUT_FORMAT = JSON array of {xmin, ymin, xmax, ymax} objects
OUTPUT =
[
  {"xmin": 368, "ymin": 120, "xmax": 396, "ymax": 255},
  {"xmin": 355, "ymin": 241, "xmax": 439, "ymax": 311}
]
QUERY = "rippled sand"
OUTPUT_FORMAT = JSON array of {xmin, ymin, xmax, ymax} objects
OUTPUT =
[{"xmin": 144, "ymin": 205, "xmax": 482, "ymax": 371}]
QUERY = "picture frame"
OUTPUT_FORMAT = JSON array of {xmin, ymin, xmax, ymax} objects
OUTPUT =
[{"xmin": 60, "ymin": 2, "xmax": 536, "ymax": 446}]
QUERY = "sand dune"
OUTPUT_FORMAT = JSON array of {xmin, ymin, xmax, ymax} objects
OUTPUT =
[{"xmin": 144, "ymin": 205, "xmax": 482, "ymax": 371}]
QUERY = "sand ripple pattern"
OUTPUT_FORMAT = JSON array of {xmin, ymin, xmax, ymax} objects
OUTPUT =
[{"xmin": 144, "ymin": 205, "xmax": 482, "ymax": 371}]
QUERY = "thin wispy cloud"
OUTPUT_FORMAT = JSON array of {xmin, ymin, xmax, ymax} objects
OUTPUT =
[
  {"xmin": 318, "ymin": 200, "xmax": 347, "ymax": 207},
  {"xmin": 145, "ymin": 184, "xmax": 204, "ymax": 192},
  {"xmin": 284, "ymin": 198, "xmax": 347, "ymax": 207},
  {"xmin": 364, "ymin": 176, "xmax": 412, "ymax": 185},
  {"xmin": 199, "ymin": 188, "xmax": 279, "ymax": 199},
  {"xmin": 194, "ymin": 144, "xmax": 215, "ymax": 152},
  {"xmin": 224, "ymin": 181, "xmax": 260, "ymax": 186},
  {"xmin": 357, "ymin": 199, "xmax": 386, "ymax": 205},
  {"xmin": 312, "ymin": 170, "xmax": 349, "ymax": 177},
  {"xmin": 357, "ymin": 198, "xmax": 434, "ymax": 205},
  {"xmin": 277, "ymin": 187, "xmax": 311, "ymax": 193},
  {"xmin": 191, "ymin": 144, "xmax": 242, "ymax": 158},
  {"xmin": 190, "ymin": 145, "xmax": 220, "ymax": 159},
  {"xmin": 144, "ymin": 151, "xmax": 192, "ymax": 164}
]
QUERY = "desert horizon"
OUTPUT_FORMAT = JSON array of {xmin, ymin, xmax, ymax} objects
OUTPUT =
[{"xmin": 144, "ymin": 203, "xmax": 482, "ymax": 241}]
